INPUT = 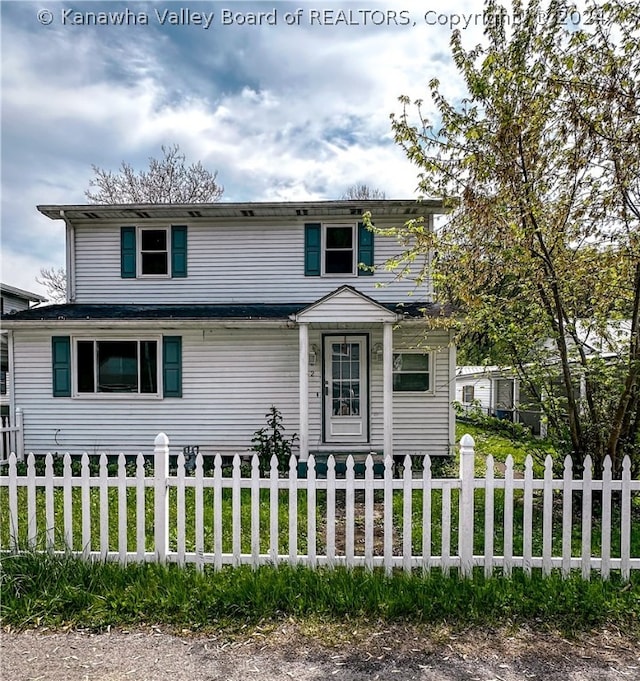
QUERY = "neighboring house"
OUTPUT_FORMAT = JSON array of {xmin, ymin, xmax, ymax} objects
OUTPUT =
[
  {"xmin": 1, "ymin": 201, "xmax": 456, "ymax": 461},
  {"xmin": 1, "ymin": 283, "xmax": 46, "ymax": 417},
  {"xmin": 455, "ymin": 366, "xmax": 544, "ymax": 436},
  {"xmin": 455, "ymin": 319, "xmax": 631, "ymax": 438}
]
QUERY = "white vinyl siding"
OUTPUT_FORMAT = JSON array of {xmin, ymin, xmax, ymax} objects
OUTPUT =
[
  {"xmin": 455, "ymin": 376, "xmax": 492, "ymax": 413},
  {"xmin": 71, "ymin": 218, "xmax": 432, "ymax": 304},
  {"xmin": 391, "ymin": 329, "xmax": 452, "ymax": 457},
  {"xmin": 13, "ymin": 327, "xmax": 299, "ymax": 456},
  {"xmin": 297, "ymin": 287, "xmax": 396, "ymax": 324},
  {"xmin": 1, "ymin": 293, "xmax": 33, "ymax": 314},
  {"xmin": 12, "ymin": 325, "xmax": 453, "ymax": 458}
]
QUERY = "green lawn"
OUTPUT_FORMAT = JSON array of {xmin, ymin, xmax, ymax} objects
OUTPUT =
[{"xmin": 456, "ymin": 421, "xmax": 559, "ymax": 476}]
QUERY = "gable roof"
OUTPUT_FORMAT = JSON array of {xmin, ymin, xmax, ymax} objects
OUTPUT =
[{"xmin": 293, "ymin": 286, "xmax": 399, "ymax": 323}]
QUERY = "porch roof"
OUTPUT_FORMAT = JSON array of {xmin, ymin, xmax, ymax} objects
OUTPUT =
[{"xmin": 0, "ymin": 301, "xmax": 450, "ymax": 325}]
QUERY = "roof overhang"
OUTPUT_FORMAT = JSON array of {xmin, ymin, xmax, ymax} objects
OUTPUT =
[
  {"xmin": 37, "ymin": 199, "xmax": 446, "ymax": 223},
  {"xmin": 0, "ymin": 283, "xmax": 46, "ymax": 303}
]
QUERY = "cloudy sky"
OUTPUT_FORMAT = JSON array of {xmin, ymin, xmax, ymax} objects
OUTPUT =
[{"xmin": 1, "ymin": 0, "xmax": 502, "ymax": 297}]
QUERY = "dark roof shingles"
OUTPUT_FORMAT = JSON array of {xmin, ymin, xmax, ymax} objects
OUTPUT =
[{"xmin": 1, "ymin": 301, "xmax": 450, "ymax": 322}]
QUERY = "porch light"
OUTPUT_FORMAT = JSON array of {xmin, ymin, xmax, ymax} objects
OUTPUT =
[
  {"xmin": 309, "ymin": 344, "xmax": 319, "ymax": 366},
  {"xmin": 373, "ymin": 343, "xmax": 383, "ymax": 362}
]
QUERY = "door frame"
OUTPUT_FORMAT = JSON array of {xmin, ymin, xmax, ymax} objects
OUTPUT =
[{"xmin": 321, "ymin": 333, "xmax": 370, "ymax": 444}]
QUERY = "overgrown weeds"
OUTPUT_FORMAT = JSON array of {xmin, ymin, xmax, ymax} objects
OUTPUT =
[{"xmin": 1, "ymin": 552, "xmax": 638, "ymax": 637}]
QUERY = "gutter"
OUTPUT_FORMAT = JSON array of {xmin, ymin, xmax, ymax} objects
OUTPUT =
[
  {"xmin": 0, "ymin": 319, "xmax": 296, "ymax": 330},
  {"xmin": 8, "ymin": 330, "xmax": 15, "ymax": 418},
  {"xmin": 60, "ymin": 210, "xmax": 76, "ymax": 303}
]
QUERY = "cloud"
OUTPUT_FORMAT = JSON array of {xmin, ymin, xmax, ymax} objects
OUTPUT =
[{"xmin": 1, "ymin": 0, "xmax": 477, "ymax": 292}]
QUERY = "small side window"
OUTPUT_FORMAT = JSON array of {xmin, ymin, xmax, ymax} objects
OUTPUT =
[
  {"xmin": 393, "ymin": 352, "xmax": 431, "ymax": 392},
  {"xmin": 462, "ymin": 385, "xmax": 475, "ymax": 403}
]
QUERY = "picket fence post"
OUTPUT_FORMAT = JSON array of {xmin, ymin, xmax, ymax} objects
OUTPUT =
[
  {"xmin": 154, "ymin": 433, "xmax": 170, "ymax": 563},
  {"xmin": 15, "ymin": 407, "xmax": 24, "ymax": 463},
  {"xmin": 459, "ymin": 433, "xmax": 475, "ymax": 577}
]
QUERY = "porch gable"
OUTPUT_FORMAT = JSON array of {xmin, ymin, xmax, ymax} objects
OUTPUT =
[{"xmin": 292, "ymin": 285, "xmax": 399, "ymax": 324}]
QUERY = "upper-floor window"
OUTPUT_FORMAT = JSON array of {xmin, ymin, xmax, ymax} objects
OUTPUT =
[
  {"xmin": 121, "ymin": 225, "xmax": 187, "ymax": 279},
  {"xmin": 324, "ymin": 224, "xmax": 355, "ymax": 275},
  {"xmin": 304, "ymin": 222, "xmax": 374, "ymax": 277},
  {"xmin": 140, "ymin": 229, "xmax": 169, "ymax": 276}
]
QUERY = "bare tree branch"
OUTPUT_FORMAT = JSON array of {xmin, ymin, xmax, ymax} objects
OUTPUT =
[
  {"xmin": 341, "ymin": 184, "xmax": 387, "ymax": 200},
  {"xmin": 85, "ymin": 144, "xmax": 224, "ymax": 204},
  {"xmin": 35, "ymin": 267, "xmax": 66, "ymax": 303}
]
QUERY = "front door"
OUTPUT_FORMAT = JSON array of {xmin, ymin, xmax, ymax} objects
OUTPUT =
[{"xmin": 324, "ymin": 335, "xmax": 368, "ymax": 443}]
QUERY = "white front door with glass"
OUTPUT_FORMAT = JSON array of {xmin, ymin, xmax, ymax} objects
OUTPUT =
[{"xmin": 324, "ymin": 335, "xmax": 368, "ymax": 443}]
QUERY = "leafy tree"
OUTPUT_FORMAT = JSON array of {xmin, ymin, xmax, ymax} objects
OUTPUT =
[
  {"xmin": 35, "ymin": 266, "xmax": 66, "ymax": 303},
  {"xmin": 341, "ymin": 183, "xmax": 386, "ymax": 200},
  {"xmin": 377, "ymin": 0, "xmax": 639, "ymax": 474},
  {"xmin": 85, "ymin": 144, "xmax": 224, "ymax": 204}
]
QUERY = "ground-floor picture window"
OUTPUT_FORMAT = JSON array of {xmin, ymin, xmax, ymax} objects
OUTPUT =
[{"xmin": 76, "ymin": 339, "xmax": 158, "ymax": 394}]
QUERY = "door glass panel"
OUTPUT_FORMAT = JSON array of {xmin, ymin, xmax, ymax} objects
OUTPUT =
[{"xmin": 331, "ymin": 342, "xmax": 360, "ymax": 416}]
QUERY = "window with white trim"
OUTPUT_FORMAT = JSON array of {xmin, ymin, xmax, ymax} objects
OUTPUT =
[
  {"xmin": 139, "ymin": 228, "xmax": 169, "ymax": 276},
  {"xmin": 76, "ymin": 339, "xmax": 159, "ymax": 394},
  {"xmin": 323, "ymin": 224, "xmax": 356, "ymax": 275},
  {"xmin": 392, "ymin": 352, "xmax": 431, "ymax": 392}
]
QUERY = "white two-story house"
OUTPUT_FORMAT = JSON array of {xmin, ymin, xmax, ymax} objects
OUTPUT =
[{"xmin": 1, "ymin": 201, "xmax": 455, "ymax": 461}]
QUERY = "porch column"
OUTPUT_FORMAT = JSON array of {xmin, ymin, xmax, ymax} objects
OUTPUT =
[
  {"xmin": 383, "ymin": 322, "xmax": 393, "ymax": 458},
  {"xmin": 299, "ymin": 322, "xmax": 309, "ymax": 461}
]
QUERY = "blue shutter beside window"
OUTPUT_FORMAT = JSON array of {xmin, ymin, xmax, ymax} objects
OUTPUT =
[
  {"xmin": 171, "ymin": 226, "xmax": 188, "ymax": 278},
  {"xmin": 52, "ymin": 336, "xmax": 71, "ymax": 397},
  {"xmin": 304, "ymin": 223, "xmax": 321, "ymax": 276},
  {"xmin": 121, "ymin": 226, "xmax": 136, "ymax": 278},
  {"xmin": 163, "ymin": 336, "xmax": 182, "ymax": 398},
  {"xmin": 358, "ymin": 222, "xmax": 374, "ymax": 276}
]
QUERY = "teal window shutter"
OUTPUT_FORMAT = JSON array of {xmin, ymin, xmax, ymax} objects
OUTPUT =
[
  {"xmin": 171, "ymin": 225, "xmax": 188, "ymax": 278},
  {"xmin": 52, "ymin": 336, "xmax": 71, "ymax": 397},
  {"xmin": 163, "ymin": 336, "xmax": 182, "ymax": 397},
  {"xmin": 304, "ymin": 223, "xmax": 321, "ymax": 276},
  {"xmin": 121, "ymin": 226, "xmax": 136, "ymax": 278},
  {"xmin": 358, "ymin": 222, "xmax": 374, "ymax": 275}
]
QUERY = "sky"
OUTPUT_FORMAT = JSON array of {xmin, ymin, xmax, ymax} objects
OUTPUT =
[{"xmin": 1, "ymin": 0, "xmax": 525, "ymax": 298}]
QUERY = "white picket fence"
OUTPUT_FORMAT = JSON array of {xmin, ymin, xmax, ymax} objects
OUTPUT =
[
  {"xmin": 1, "ymin": 433, "xmax": 638, "ymax": 579},
  {"xmin": 0, "ymin": 408, "xmax": 24, "ymax": 464}
]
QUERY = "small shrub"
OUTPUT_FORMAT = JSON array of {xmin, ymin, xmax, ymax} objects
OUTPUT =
[{"xmin": 251, "ymin": 406, "xmax": 298, "ymax": 475}]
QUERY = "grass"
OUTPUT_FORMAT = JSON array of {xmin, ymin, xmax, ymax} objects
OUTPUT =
[
  {"xmin": 455, "ymin": 421, "xmax": 559, "ymax": 476},
  {"xmin": 1, "ymin": 552, "xmax": 639, "ymax": 636}
]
